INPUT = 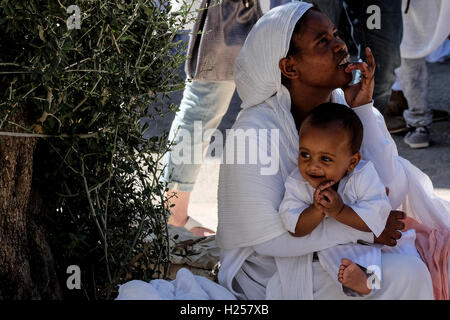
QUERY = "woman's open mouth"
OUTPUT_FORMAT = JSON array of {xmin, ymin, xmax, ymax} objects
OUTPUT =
[{"xmin": 337, "ymin": 53, "xmax": 350, "ymax": 69}]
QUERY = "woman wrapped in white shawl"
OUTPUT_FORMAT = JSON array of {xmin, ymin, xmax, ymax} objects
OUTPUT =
[{"xmin": 216, "ymin": 2, "xmax": 450, "ymax": 299}]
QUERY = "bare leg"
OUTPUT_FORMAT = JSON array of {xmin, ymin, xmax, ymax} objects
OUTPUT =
[
  {"xmin": 338, "ymin": 258, "xmax": 371, "ymax": 295},
  {"xmin": 167, "ymin": 189, "xmax": 190, "ymax": 226},
  {"xmin": 166, "ymin": 189, "xmax": 215, "ymax": 237}
]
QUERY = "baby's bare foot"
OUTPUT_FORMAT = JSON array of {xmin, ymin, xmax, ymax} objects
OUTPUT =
[{"xmin": 338, "ymin": 258, "xmax": 371, "ymax": 295}]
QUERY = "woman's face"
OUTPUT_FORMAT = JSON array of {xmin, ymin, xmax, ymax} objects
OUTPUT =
[{"xmin": 290, "ymin": 10, "xmax": 353, "ymax": 89}]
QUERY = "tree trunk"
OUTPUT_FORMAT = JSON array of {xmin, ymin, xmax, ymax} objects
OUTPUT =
[{"xmin": 0, "ymin": 112, "xmax": 62, "ymax": 299}]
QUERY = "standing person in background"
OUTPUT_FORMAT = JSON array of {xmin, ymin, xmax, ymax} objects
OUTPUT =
[
  {"xmin": 395, "ymin": 0, "xmax": 450, "ymax": 148},
  {"xmin": 163, "ymin": 0, "xmax": 286, "ymax": 236}
]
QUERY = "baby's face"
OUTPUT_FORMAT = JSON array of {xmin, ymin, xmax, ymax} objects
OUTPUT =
[{"xmin": 298, "ymin": 124, "xmax": 359, "ymax": 189}]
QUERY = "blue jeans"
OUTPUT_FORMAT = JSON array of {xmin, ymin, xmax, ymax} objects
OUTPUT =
[
  {"xmin": 161, "ymin": 80, "xmax": 236, "ymax": 191},
  {"xmin": 161, "ymin": 1, "xmax": 293, "ymax": 192},
  {"xmin": 311, "ymin": 0, "xmax": 403, "ymax": 114}
]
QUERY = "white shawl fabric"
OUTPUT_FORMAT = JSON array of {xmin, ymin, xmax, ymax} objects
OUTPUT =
[
  {"xmin": 217, "ymin": 2, "xmax": 450, "ymax": 299},
  {"xmin": 400, "ymin": 0, "xmax": 450, "ymax": 59},
  {"xmin": 116, "ymin": 268, "xmax": 236, "ymax": 300}
]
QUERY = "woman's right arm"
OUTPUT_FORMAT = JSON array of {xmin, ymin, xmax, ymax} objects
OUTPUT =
[
  {"xmin": 342, "ymin": 47, "xmax": 408, "ymax": 209},
  {"xmin": 353, "ymin": 102, "xmax": 408, "ymax": 209}
]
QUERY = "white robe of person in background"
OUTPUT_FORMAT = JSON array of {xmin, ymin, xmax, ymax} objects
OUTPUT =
[
  {"xmin": 392, "ymin": 0, "xmax": 450, "ymax": 91},
  {"xmin": 400, "ymin": 0, "xmax": 450, "ymax": 60}
]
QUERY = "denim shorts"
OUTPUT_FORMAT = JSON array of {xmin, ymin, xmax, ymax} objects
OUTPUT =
[{"xmin": 160, "ymin": 80, "xmax": 236, "ymax": 191}]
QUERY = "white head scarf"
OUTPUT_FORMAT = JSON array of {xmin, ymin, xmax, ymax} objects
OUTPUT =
[
  {"xmin": 233, "ymin": 1, "xmax": 347, "ymax": 170},
  {"xmin": 234, "ymin": 1, "xmax": 313, "ymax": 110},
  {"xmin": 218, "ymin": 3, "xmax": 325, "ymax": 255}
]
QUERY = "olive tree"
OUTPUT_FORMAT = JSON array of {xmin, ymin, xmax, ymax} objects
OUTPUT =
[{"xmin": 0, "ymin": 0, "xmax": 194, "ymax": 299}]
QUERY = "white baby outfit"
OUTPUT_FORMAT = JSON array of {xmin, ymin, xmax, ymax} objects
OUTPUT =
[{"xmin": 279, "ymin": 160, "xmax": 420, "ymax": 294}]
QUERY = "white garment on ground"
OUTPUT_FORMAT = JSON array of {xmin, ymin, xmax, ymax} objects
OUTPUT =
[
  {"xmin": 217, "ymin": 2, "xmax": 449, "ymax": 300},
  {"xmin": 116, "ymin": 268, "xmax": 236, "ymax": 300}
]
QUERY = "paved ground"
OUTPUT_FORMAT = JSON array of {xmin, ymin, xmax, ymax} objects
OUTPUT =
[{"xmin": 150, "ymin": 59, "xmax": 450, "ymax": 232}]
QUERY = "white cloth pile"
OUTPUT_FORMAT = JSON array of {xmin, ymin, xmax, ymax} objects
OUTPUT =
[{"xmin": 116, "ymin": 268, "xmax": 236, "ymax": 300}]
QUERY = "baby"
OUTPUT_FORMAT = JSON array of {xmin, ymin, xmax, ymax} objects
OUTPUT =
[{"xmin": 279, "ymin": 102, "xmax": 418, "ymax": 296}]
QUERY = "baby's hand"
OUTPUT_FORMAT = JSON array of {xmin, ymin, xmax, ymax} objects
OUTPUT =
[
  {"xmin": 315, "ymin": 182, "xmax": 344, "ymax": 218},
  {"xmin": 313, "ymin": 180, "xmax": 335, "ymax": 213}
]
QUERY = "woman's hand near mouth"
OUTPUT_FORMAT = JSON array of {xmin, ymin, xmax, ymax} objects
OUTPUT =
[{"xmin": 341, "ymin": 47, "xmax": 376, "ymax": 108}]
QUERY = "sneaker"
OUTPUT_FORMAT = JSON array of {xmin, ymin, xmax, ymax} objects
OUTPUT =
[{"xmin": 404, "ymin": 126, "xmax": 430, "ymax": 149}]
